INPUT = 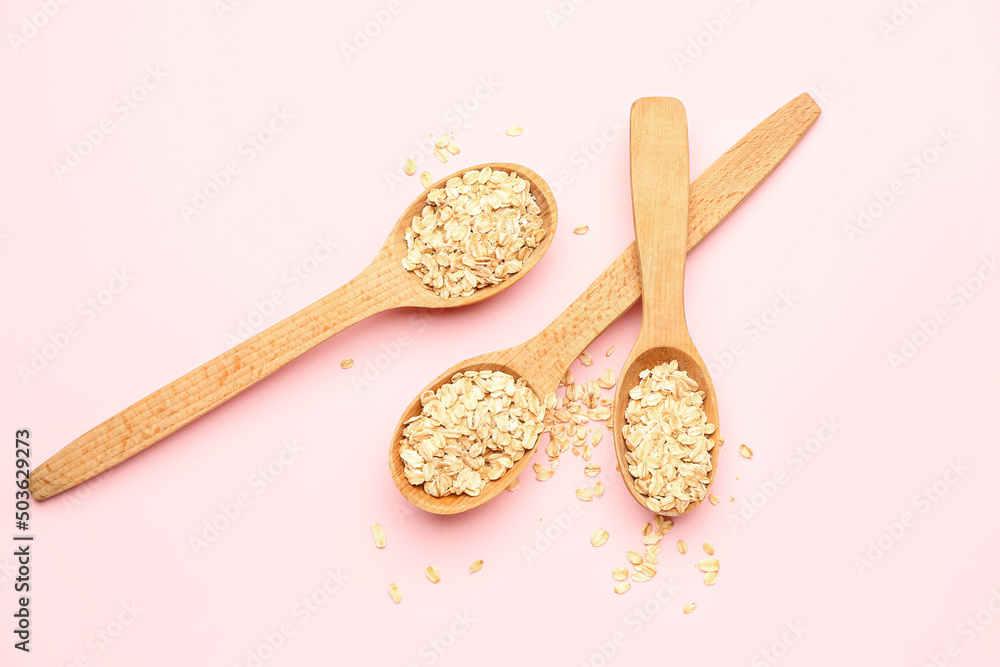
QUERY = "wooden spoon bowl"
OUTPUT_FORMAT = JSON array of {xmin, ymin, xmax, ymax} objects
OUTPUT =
[
  {"xmin": 388, "ymin": 358, "xmax": 551, "ymax": 515},
  {"xmin": 612, "ymin": 345, "xmax": 721, "ymax": 515},
  {"xmin": 387, "ymin": 164, "xmax": 559, "ymax": 309}
]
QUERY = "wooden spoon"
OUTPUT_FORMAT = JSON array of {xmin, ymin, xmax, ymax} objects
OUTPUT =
[
  {"xmin": 611, "ymin": 97, "xmax": 720, "ymax": 517},
  {"xmin": 390, "ymin": 93, "xmax": 821, "ymax": 515},
  {"xmin": 29, "ymin": 163, "xmax": 557, "ymax": 501}
]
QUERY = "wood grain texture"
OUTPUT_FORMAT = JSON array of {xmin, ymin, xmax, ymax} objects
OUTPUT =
[
  {"xmin": 29, "ymin": 163, "xmax": 558, "ymax": 501},
  {"xmin": 389, "ymin": 93, "xmax": 821, "ymax": 515},
  {"xmin": 629, "ymin": 97, "xmax": 691, "ymax": 347}
]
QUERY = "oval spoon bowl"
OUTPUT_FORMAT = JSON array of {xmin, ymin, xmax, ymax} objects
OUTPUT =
[
  {"xmin": 389, "ymin": 358, "xmax": 547, "ymax": 515},
  {"xmin": 612, "ymin": 345, "xmax": 721, "ymax": 516},
  {"xmin": 393, "ymin": 163, "xmax": 559, "ymax": 309}
]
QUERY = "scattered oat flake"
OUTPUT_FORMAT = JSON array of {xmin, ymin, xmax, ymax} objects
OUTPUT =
[
  {"xmin": 506, "ymin": 477, "xmax": 521, "ymax": 491},
  {"xmin": 573, "ymin": 225, "xmax": 589, "ymax": 235},
  {"xmin": 403, "ymin": 159, "xmax": 417, "ymax": 176},
  {"xmin": 388, "ymin": 583, "xmax": 402, "ymax": 604},
  {"xmin": 597, "ymin": 369, "xmax": 616, "ymax": 389},
  {"xmin": 729, "ymin": 496, "xmax": 735, "ymax": 502},
  {"xmin": 740, "ymin": 444, "xmax": 754, "ymax": 459},
  {"xmin": 426, "ymin": 566, "xmax": 441, "ymax": 583},
  {"xmin": 419, "ymin": 171, "xmax": 433, "ymax": 188},
  {"xmin": 433, "ymin": 147, "xmax": 449, "ymax": 163},
  {"xmin": 627, "ymin": 551, "xmax": 643, "ymax": 566},
  {"xmin": 584, "ymin": 463, "xmax": 601, "ymax": 477},
  {"xmin": 697, "ymin": 557, "xmax": 719, "ymax": 573},
  {"xmin": 590, "ymin": 529, "xmax": 609, "ymax": 547},
  {"xmin": 371, "ymin": 523, "xmax": 386, "ymax": 549},
  {"xmin": 614, "ymin": 582, "xmax": 631, "ymax": 595},
  {"xmin": 642, "ymin": 531, "xmax": 662, "ymax": 546},
  {"xmin": 703, "ymin": 543, "xmax": 714, "ymax": 555},
  {"xmin": 435, "ymin": 135, "xmax": 450, "ymax": 148},
  {"xmin": 594, "ymin": 482, "xmax": 605, "ymax": 497},
  {"xmin": 579, "ymin": 351, "xmax": 593, "ymax": 367},
  {"xmin": 536, "ymin": 469, "xmax": 554, "ymax": 482},
  {"xmin": 612, "ymin": 566, "xmax": 629, "ymax": 581},
  {"xmin": 592, "ymin": 431, "xmax": 603, "ymax": 446},
  {"xmin": 470, "ymin": 560, "xmax": 484, "ymax": 574},
  {"xmin": 709, "ymin": 494, "xmax": 721, "ymax": 505},
  {"xmin": 654, "ymin": 516, "xmax": 673, "ymax": 534},
  {"xmin": 446, "ymin": 141, "xmax": 460, "ymax": 155},
  {"xmin": 506, "ymin": 125, "xmax": 523, "ymax": 137},
  {"xmin": 704, "ymin": 571, "xmax": 718, "ymax": 586},
  {"xmin": 677, "ymin": 540, "xmax": 688, "ymax": 554},
  {"xmin": 576, "ymin": 487, "xmax": 594, "ymax": 501},
  {"xmin": 606, "ymin": 345, "xmax": 615, "ymax": 357},
  {"xmin": 683, "ymin": 603, "xmax": 696, "ymax": 614},
  {"xmin": 632, "ymin": 571, "xmax": 651, "ymax": 583},
  {"xmin": 340, "ymin": 358, "xmax": 354, "ymax": 369}
]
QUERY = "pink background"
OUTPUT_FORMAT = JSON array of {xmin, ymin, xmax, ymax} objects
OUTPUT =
[{"xmin": 3, "ymin": 1, "xmax": 999, "ymax": 665}]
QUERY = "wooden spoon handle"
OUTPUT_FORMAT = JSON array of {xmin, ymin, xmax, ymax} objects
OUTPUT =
[
  {"xmin": 30, "ymin": 259, "xmax": 413, "ymax": 500},
  {"xmin": 514, "ymin": 93, "xmax": 821, "ymax": 390},
  {"xmin": 630, "ymin": 97, "xmax": 690, "ymax": 342}
]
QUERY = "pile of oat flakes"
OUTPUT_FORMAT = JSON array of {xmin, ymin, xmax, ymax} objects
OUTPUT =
[{"xmin": 400, "ymin": 165, "xmax": 546, "ymax": 299}]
